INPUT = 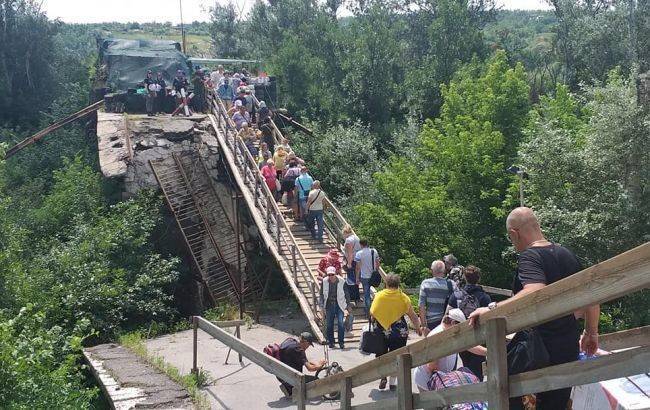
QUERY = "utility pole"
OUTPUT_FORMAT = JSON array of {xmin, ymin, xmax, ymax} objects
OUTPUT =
[
  {"xmin": 517, "ymin": 170, "xmax": 525, "ymax": 207},
  {"xmin": 179, "ymin": 0, "xmax": 186, "ymax": 54},
  {"xmin": 507, "ymin": 166, "xmax": 527, "ymax": 207}
]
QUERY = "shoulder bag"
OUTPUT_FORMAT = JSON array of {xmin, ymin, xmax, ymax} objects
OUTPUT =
[
  {"xmin": 506, "ymin": 328, "xmax": 550, "ymax": 375},
  {"xmin": 368, "ymin": 249, "xmax": 382, "ymax": 288},
  {"xmin": 360, "ymin": 318, "xmax": 387, "ymax": 355}
]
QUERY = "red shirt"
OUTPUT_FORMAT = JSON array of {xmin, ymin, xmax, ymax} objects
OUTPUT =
[{"xmin": 318, "ymin": 257, "xmax": 342, "ymax": 277}]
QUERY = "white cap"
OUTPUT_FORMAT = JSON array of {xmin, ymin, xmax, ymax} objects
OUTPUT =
[
  {"xmin": 447, "ymin": 308, "xmax": 466, "ymax": 323},
  {"xmin": 326, "ymin": 266, "xmax": 337, "ymax": 274},
  {"xmin": 234, "ymin": 100, "xmax": 243, "ymax": 107}
]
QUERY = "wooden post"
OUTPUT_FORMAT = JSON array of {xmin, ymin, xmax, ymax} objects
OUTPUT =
[
  {"xmin": 192, "ymin": 316, "xmax": 198, "ymax": 374},
  {"xmin": 236, "ymin": 325, "xmax": 242, "ymax": 364},
  {"xmin": 275, "ymin": 213, "xmax": 281, "ymax": 253},
  {"xmin": 340, "ymin": 376, "xmax": 352, "ymax": 409},
  {"xmin": 292, "ymin": 245, "xmax": 297, "ymax": 283},
  {"xmin": 266, "ymin": 197, "xmax": 272, "ymax": 233},
  {"xmin": 254, "ymin": 177, "xmax": 259, "ymax": 207},
  {"xmin": 397, "ymin": 353, "xmax": 413, "ymax": 410},
  {"xmin": 310, "ymin": 280, "xmax": 317, "ymax": 311},
  {"xmin": 486, "ymin": 317, "xmax": 509, "ymax": 410},
  {"xmin": 295, "ymin": 374, "xmax": 307, "ymax": 410}
]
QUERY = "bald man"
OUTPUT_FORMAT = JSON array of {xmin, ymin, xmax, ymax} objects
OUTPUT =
[
  {"xmin": 418, "ymin": 260, "xmax": 455, "ymax": 333},
  {"xmin": 469, "ymin": 207, "xmax": 600, "ymax": 410}
]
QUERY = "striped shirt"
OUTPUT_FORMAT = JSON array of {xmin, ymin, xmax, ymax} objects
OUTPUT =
[{"xmin": 418, "ymin": 277, "xmax": 452, "ymax": 324}]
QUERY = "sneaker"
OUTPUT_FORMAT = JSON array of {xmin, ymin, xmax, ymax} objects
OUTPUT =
[
  {"xmin": 279, "ymin": 384, "xmax": 290, "ymax": 398},
  {"xmin": 328, "ymin": 343, "xmax": 335, "ymax": 349},
  {"xmin": 339, "ymin": 343, "xmax": 345, "ymax": 349},
  {"xmin": 378, "ymin": 378, "xmax": 387, "ymax": 390}
]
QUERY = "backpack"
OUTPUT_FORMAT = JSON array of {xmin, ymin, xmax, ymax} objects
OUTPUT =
[
  {"xmin": 264, "ymin": 337, "xmax": 299, "ymax": 361},
  {"xmin": 453, "ymin": 288, "xmax": 480, "ymax": 319},
  {"xmin": 263, "ymin": 343, "xmax": 282, "ymax": 360},
  {"xmin": 427, "ymin": 367, "xmax": 487, "ymax": 410}
]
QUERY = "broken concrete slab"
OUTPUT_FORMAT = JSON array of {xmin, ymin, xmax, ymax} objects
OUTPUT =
[
  {"xmin": 83, "ymin": 343, "xmax": 195, "ymax": 409},
  {"xmin": 97, "ymin": 112, "xmax": 130, "ymax": 178}
]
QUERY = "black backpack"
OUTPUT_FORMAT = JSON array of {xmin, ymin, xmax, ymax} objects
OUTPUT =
[{"xmin": 453, "ymin": 288, "xmax": 480, "ymax": 319}]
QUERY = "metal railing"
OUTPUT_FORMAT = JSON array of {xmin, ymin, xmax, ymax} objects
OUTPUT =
[{"xmin": 301, "ymin": 242, "xmax": 650, "ymax": 409}]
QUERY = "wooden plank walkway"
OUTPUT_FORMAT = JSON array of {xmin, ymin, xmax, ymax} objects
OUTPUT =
[
  {"xmin": 278, "ymin": 204, "xmax": 368, "ymax": 346},
  {"xmin": 83, "ymin": 343, "xmax": 194, "ymax": 409}
]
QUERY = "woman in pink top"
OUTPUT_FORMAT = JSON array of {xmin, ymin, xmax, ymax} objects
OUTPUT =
[{"xmin": 261, "ymin": 159, "xmax": 278, "ymax": 197}]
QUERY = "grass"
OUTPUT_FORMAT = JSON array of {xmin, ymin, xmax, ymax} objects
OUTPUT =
[{"xmin": 119, "ymin": 332, "xmax": 211, "ymax": 409}]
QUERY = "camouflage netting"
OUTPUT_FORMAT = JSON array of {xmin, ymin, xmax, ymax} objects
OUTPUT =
[{"xmin": 99, "ymin": 39, "xmax": 191, "ymax": 91}]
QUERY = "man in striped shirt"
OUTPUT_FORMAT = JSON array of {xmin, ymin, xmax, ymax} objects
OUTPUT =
[{"xmin": 418, "ymin": 260, "xmax": 455, "ymax": 333}]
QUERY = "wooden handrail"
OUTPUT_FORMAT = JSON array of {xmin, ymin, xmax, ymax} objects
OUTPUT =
[
  {"xmin": 193, "ymin": 316, "xmax": 303, "ymax": 386},
  {"xmin": 509, "ymin": 344, "xmax": 650, "ymax": 397},
  {"xmin": 407, "ymin": 344, "xmax": 650, "ymax": 409},
  {"xmin": 403, "ymin": 285, "xmax": 513, "ymax": 298},
  {"xmin": 599, "ymin": 324, "xmax": 650, "ymax": 351},
  {"xmin": 305, "ymin": 241, "xmax": 650, "ymax": 399}
]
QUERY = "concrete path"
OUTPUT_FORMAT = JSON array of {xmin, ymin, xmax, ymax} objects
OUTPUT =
[
  {"xmin": 145, "ymin": 313, "xmax": 420, "ymax": 409},
  {"xmin": 84, "ymin": 343, "xmax": 194, "ymax": 409}
]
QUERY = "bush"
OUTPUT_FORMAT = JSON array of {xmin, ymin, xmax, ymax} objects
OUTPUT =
[{"xmin": 0, "ymin": 307, "xmax": 97, "ymax": 408}]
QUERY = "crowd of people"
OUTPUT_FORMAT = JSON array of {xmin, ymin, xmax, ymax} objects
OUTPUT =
[
  {"xmin": 138, "ymin": 64, "xmax": 265, "ymax": 118},
  {"xmin": 271, "ymin": 207, "xmax": 600, "ymax": 410},
  {"xmin": 204, "ymin": 68, "xmax": 602, "ymax": 409}
]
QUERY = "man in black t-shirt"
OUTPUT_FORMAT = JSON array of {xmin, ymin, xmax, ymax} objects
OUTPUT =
[
  {"xmin": 277, "ymin": 332, "xmax": 326, "ymax": 398},
  {"xmin": 469, "ymin": 207, "xmax": 600, "ymax": 410}
]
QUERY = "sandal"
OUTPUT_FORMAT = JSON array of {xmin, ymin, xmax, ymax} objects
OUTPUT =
[{"xmin": 378, "ymin": 377, "xmax": 387, "ymax": 390}]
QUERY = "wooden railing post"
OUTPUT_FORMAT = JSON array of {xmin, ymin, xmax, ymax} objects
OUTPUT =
[
  {"xmin": 295, "ymin": 374, "xmax": 306, "ymax": 410},
  {"xmin": 292, "ymin": 245, "xmax": 298, "ymax": 283},
  {"xmin": 486, "ymin": 317, "xmax": 509, "ymax": 410},
  {"xmin": 310, "ymin": 280, "xmax": 317, "ymax": 311},
  {"xmin": 192, "ymin": 316, "xmax": 198, "ymax": 374},
  {"xmin": 254, "ymin": 176, "xmax": 259, "ymax": 207},
  {"xmin": 397, "ymin": 353, "xmax": 413, "ymax": 410},
  {"xmin": 236, "ymin": 324, "xmax": 242, "ymax": 364},
  {"xmin": 340, "ymin": 376, "xmax": 352, "ymax": 409},
  {"xmin": 275, "ymin": 213, "xmax": 282, "ymax": 253},
  {"xmin": 266, "ymin": 197, "xmax": 272, "ymax": 233}
]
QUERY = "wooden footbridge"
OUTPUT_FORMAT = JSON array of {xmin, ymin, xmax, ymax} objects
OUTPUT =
[
  {"xmin": 7, "ymin": 88, "xmax": 649, "ymax": 410},
  {"xmin": 199, "ymin": 95, "xmax": 381, "ymax": 344}
]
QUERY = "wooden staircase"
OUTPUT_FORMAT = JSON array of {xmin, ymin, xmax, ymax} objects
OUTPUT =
[
  {"xmin": 279, "ymin": 206, "xmax": 369, "ymax": 345},
  {"xmin": 151, "ymin": 151, "xmax": 262, "ymax": 305},
  {"xmin": 207, "ymin": 95, "xmax": 381, "ymax": 345}
]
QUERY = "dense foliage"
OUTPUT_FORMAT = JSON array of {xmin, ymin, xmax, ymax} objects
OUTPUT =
[
  {"xmin": 209, "ymin": 0, "xmax": 649, "ymax": 327},
  {"xmin": 0, "ymin": 2, "xmax": 181, "ymax": 407}
]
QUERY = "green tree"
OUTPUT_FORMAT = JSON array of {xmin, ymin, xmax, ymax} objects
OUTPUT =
[
  {"xmin": 518, "ymin": 72, "xmax": 649, "ymax": 329},
  {"xmin": 0, "ymin": 0, "xmax": 59, "ymax": 124},
  {"xmin": 209, "ymin": 1, "xmax": 242, "ymax": 58},
  {"xmin": 356, "ymin": 52, "xmax": 530, "ymax": 286}
]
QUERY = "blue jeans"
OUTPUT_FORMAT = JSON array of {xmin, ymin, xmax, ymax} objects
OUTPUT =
[
  {"xmin": 361, "ymin": 277, "xmax": 372, "ymax": 314},
  {"xmin": 299, "ymin": 197, "xmax": 308, "ymax": 219},
  {"xmin": 307, "ymin": 210, "xmax": 324, "ymax": 240},
  {"xmin": 326, "ymin": 304, "xmax": 345, "ymax": 347}
]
